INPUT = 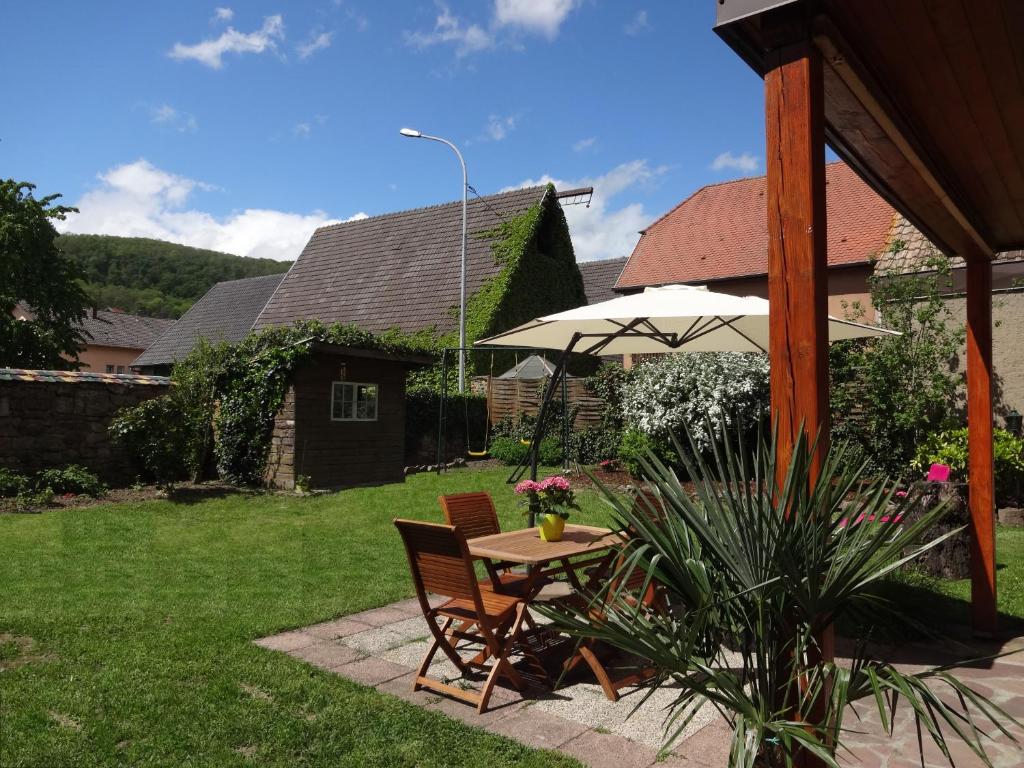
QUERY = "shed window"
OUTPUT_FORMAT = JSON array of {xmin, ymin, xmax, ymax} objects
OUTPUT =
[{"xmin": 331, "ymin": 382, "xmax": 378, "ymax": 421}]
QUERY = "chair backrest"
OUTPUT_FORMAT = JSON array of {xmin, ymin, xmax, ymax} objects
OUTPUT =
[
  {"xmin": 394, "ymin": 519, "xmax": 480, "ymax": 604},
  {"xmin": 926, "ymin": 463, "xmax": 951, "ymax": 483},
  {"xmin": 438, "ymin": 492, "xmax": 501, "ymax": 540},
  {"xmin": 631, "ymin": 487, "xmax": 666, "ymax": 524}
]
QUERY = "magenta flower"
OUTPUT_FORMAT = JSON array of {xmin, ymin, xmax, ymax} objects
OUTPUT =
[{"xmin": 514, "ymin": 479, "xmax": 542, "ymax": 495}]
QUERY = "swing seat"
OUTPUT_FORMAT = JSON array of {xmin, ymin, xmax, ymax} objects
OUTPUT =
[
  {"xmin": 520, "ymin": 439, "xmax": 531, "ymax": 446},
  {"xmin": 467, "ymin": 450, "xmax": 489, "ymax": 458}
]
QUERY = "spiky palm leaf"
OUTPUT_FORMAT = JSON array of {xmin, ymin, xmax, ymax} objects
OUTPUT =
[{"xmin": 537, "ymin": 423, "xmax": 1019, "ymax": 767}]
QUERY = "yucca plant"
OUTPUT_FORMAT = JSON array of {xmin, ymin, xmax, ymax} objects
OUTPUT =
[{"xmin": 538, "ymin": 423, "xmax": 1019, "ymax": 767}]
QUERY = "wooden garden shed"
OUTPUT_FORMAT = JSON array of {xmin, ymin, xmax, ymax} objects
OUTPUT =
[{"xmin": 264, "ymin": 343, "xmax": 432, "ymax": 491}]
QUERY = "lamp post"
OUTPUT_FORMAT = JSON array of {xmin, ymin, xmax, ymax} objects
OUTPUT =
[{"xmin": 400, "ymin": 127, "xmax": 468, "ymax": 394}]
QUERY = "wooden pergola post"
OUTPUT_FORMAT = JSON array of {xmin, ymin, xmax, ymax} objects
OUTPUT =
[
  {"xmin": 966, "ymin": 256, "xmax": 997, "ymax": 635},
  {"xmin": 764, "ymin": 18, "xmax": 830, "ymax": 481},
  {"xmin": 764, "ymin": 14, "xmax": 832, "ymax": 767}
]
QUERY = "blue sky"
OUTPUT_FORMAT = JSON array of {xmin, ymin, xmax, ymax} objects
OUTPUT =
[{"xmin": 2, "ymin": 1, "xmax": 768, "ymax": 262}]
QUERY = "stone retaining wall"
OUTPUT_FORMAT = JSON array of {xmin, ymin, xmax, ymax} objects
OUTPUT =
[{"xmin": 0, "ymin": 369, "xmax": 170, "ymax": 485}]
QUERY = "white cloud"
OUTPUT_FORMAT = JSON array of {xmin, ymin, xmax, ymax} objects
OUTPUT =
[
  {"xmin": 404, "ymin": 4, "xmax": 493, "ymax": 57},
  {"xmin": 297, "ymin": 30, "xmax": 333, "ymax": 59},
  {"xmin": 293, "ymin": 122, "xmax": 312, "ymax": 138},
  {"xmin": 212, "ymin": 7, "xmax": 233, "ymax": 23},
  {"xmin": 150, "ymin": 104, "xmax": 199, "ymax": 133},
  {"xmin": 57, "ymin": 159, "xmax": 365, "ymax": 261},
  {"xmin": 624, "ymin": 10, "xmax": 649, "ymax": 36},
  {"xmin": 572, "ymin": 136, "xmax": 596, "ymax": 153},
  {"xmin": 710, "ymin": 151, "xmax": 759, "ymax": 173},
  {"xmin": 504, "ymin": 159, "xmax": 668, "ymax": 262},
  {"xmin": 486, "ymin": 114, "xmax": 516, "ymax": 141},
  {"xmin": 406, "ymin": 0, "xmax": 578, "ymax": 57},
  {"xmin": 494, "ymin": 0, "xmax": 578, "ymax": 39},
  {"xmin": 169, "ymin": 15, "xmax": 284, "ymax": 69}
]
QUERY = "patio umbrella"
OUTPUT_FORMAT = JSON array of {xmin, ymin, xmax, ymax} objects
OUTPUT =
[
  {"xmin": 477, "ymin": 284, "xmax": 896, "ymax": 356},
  {"xmin": 474, "ymin": 284, "xmax": 898, "ymax": 493}
]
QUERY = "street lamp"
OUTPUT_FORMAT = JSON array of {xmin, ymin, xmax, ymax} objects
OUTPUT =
[{"xmin": 400, "ymin": 127, "xmax": 469, "ymax": 394}]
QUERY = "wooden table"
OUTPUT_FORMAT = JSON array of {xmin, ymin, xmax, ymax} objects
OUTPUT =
[{"xmin": 467, "ymin": 524, "xmax": 621, "ymax": 598}]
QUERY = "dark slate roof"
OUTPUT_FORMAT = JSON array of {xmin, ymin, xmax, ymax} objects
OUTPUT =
[
  {"xmin": 497, "ymin": 354, "xmax": 558, "ymax": 380},
  {"xmin": 578, "ymin": 257, "xmax": 627, "ymax": 304},
  {"xmin": 254, "ymin": 186, "xmax": 550, "ymax": 334},
  {"xmin": 133, "ymin": 273, "xmax": 286, "ymax": 367},
  {"xmin": 80, "ymin": 310, "xmax": 174, "ymax": 350}
]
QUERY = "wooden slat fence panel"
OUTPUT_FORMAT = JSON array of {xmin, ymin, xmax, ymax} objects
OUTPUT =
[{"xmin": 475, "ymin": 376, "xmax": 604, "ymax": 430}]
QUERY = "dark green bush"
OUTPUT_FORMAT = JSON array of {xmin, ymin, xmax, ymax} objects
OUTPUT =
[
  {"xmin": 538, "ymin": 436, "xmax": 563, "ymax": 466},
  {"xmin": 33, "ymin": 465, "xmax": 105, "ymax": 497},
  {"xmin": 569, "ymin": 425, "xmax": 621, "ymax": 464},
  {"xmin": 0, "ymin": 468, "xmax": 29, "ymax": 498},
  {"xmin": 488, "ymin": 435, "xmax": 563, "ymax": 466},
  {"xmin": 110, "ymin": 398, "xmax": 189, "ymax": 490},
  {"xmin": 619, "ymin": 428, "xmax": 674, "ymax": 477},
  {"xmin": 913, "ymin": 427, "xmax": 1024, "ymax": 505}
]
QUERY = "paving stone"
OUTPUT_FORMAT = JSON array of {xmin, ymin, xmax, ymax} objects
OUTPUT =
[
  {"xmin": 669, "ymin": 723, "xmax": 732, "ymax": 767},
  {"xmin": 289, "ymin": 641, "xmax": 364, "ymax": 670},
  {"xmin": 304, "ymin": 617, "xmax": 374, "ymax": 640},
  {"xmin": 344, "ymin": 626, "xmax": 417, "ymax": 655},
  {"xmin": 334, "ymin": 656, "xmax": 410, "ymax": 686},
  {"xmin": 559, "ymin": 729, "xmax": 660, "ymax": 768},
  {"xmin": 420, "ymin": 689, "xmax": 522, "ymax": 728},
  {"xmin": 376, "ymin": 671, "xmax": 419, "ymax": 702},
  {"xmin": 487, "ymin": 705, "xmax": 589, "ymax": 750},
  {"xmin": 348, "ymin": 605, "xmax": 417, "ymax": 627},
  {"xmin": 253, "ymin": 630, "xmax": 316, "ymax": 652}
]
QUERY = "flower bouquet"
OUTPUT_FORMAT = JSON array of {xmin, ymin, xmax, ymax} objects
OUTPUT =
[{"xmin": 514, "ymin": 475, "xmax": 579, "ymax": 542}]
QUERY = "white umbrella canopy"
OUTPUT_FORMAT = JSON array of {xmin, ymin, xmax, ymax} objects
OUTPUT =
[{"xmin": 477, "ymin": 284, "xmax": 896, "ymax": 356}]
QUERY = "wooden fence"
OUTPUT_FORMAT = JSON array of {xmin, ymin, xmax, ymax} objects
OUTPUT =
[{"xmin": 472, "ymin": 376, "xmax": 604, "ymax": 429}]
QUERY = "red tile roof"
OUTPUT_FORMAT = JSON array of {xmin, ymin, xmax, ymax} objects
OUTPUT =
[{"xmin": 615, "ymin": 162, "xmax": 898, "ymax": 290}]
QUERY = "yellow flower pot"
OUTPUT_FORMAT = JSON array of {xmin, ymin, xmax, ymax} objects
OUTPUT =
[{"xmin": 538, "ymin": 513, "xmax": 566, "ymax": 542}]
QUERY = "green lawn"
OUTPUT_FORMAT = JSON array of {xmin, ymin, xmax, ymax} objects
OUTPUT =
[{"xmin": 0, "ymin": 467, "xmax": 610, "ymax": 768}]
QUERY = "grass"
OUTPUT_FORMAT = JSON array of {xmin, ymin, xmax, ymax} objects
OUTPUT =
[{"xmin": 0, "ymin": 466, "xmax": 608, "ymax": 768}]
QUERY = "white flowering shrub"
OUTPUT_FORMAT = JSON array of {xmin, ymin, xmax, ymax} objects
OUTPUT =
[{"xmin": 620, "ymin": 352, "xmax": 770, "ymax": 453}]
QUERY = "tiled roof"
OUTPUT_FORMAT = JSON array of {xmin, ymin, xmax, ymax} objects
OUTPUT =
[
  {"xmin": 875, "ymin": 215, "xmax": 1024, "ymax": 274},
  {"xmin": 616, "ymin": 162, "xmax": 897, "ymax": 290},
  {"xmin": 578, "ymin": 257, "xmax": 627, "ymax": 304},
  {"xmin": 79, "ymin": 310, "xmax": 174, "ymax": 350},
  {"xmin": 0, "ymin": 368, "xmax": 170, "ymax": 385},
  {"xmin": 254, "ymin": 186, "xmax": 549, "ymax": 334},
  {"xmin": 133, "ymin": 273, "xmax": 285, "ymax": 367}
]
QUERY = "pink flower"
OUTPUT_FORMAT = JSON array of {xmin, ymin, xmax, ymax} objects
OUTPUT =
[
  {"xmin": 539, "ymin": 476, "xmax": 571, "ymax": 492},
  {"xmin": 514, "ymin": 480, "xmax": 541, "ymax": 495}
]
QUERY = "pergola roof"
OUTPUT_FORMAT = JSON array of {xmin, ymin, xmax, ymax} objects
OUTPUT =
[{"xmin": 715, "ymin": 0, "xmax": 1024, "ymax": 259}]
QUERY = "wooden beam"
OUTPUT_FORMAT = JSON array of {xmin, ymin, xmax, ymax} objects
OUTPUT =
[
  {"xmin": 765, "ymin": 34, "xmax": 830, "ymax": 481},
  {"xmin": 966, "ymin": 256, "xmax": 998, "ymax": 635}
]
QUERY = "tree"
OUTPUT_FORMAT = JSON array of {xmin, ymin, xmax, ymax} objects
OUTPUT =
[
  {"xmin": 0, "ymin": 181, "xmax": 90, "ymax": 368},
  {"xmin": 830, "ymin": 249, "xmax": 964, "ymax": 476}
]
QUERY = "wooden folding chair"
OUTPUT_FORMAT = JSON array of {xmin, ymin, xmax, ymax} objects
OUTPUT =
[
  {"xmin": 394, "ymin": 518, "xmax": 540, "ymax": 713},
  {"xmin": 565, "ymin": 487, "xmax": 667, "ymax": 701},
  {"xmin": 438, "ymin": 492, "xmax": 535, "ymax": 596}
]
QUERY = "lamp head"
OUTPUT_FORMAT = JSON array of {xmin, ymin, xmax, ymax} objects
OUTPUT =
[{"xmin": 399, "ymin": 128, "xmax": 422, "ymax": 138}]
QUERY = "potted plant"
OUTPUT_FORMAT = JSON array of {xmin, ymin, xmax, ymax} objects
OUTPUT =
[{"xmin": 515, "ymin": 476, "xmax": 579, "ymax": 542}]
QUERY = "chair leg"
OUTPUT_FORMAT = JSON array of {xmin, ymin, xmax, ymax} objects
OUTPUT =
[
  {"xmin": 414, "ymin": 616, "xmax": 468, "ymax": 692},
  {"xmin": 577, "ymin": 642, "xmax": 621, "ymax": 702}
]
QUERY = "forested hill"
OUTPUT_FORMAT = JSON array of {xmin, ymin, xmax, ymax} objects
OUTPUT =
[{"xmin": 58, "ymin": 234, "xmax": 292, "ymax": 318}]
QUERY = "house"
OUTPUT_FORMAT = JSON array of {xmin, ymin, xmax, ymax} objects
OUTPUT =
[
  {"xmin": 578, "ymin": 257, "xmax": 627, "ymax": 305},
  {"xmin": 133, "ymin": 185, "xmax": 586, "ymax": 488},
  {"xmin": 12, "ymin": 304, "xmax": 173, "ymax": 374},
  {"xmin": 133, "ymin": 274, "xmax": 285, "ymax": 373},
  {"xmin": 615, "ymin": 161, "xmax": 897, "ymax": 319}
]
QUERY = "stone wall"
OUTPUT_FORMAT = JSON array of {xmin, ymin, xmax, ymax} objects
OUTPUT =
[
  {"xmin": 0, "ymin": 370, "xmax": 170, "ymax": 485},
  {"xmin": 264, "ymin": 386, "xmax": 296, "ymax": 490}
]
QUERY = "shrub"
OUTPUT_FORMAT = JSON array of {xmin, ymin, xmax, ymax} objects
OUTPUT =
[
  {"xmin": 620, "ymin": 352, "xmax": 769, "ymax": 454},
  {"xmin": 488, "ymin": 435, "xmax": 563, "ymax": 466},
  {"xmin": 537, "ymin": 436, "xmax": 563, "ymax": 466},
  {"xmin": 0, "ymin": 468, "xmax": 29, "ymax": 498},
  {"xmin": 912, "ymin": 427, "xmax": 1024, "ymax": 505},
  {"xmin": 110, "ymin": 397, "xmax": 189, "ymax": 490},
  {"xmin": 33, "ymin": 465, "xmax": 105, "ymax": 497},
  {"xmin": 569, "ymin": 425, "xmax": 621, "ymax": 464},
  {"xmin": 618, "ymin": 428, "xmax": 674, "ymax": 477}
]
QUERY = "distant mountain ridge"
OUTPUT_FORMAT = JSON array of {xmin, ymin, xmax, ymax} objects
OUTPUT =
[{"xmin": 57, "ymin": 234, "xmax": 292, "ymax": 319}]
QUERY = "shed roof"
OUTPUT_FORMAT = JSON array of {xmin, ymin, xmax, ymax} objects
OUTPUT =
[
  {"xmin": 497, "ymin": 355, "xmax": 559, "ymax": 380},
  {"xmin": 616, "ymin": 162, "xmax": 896, "ymax": 290},
  {"xmin": 133, "ymin": 273, "xmax": 285, "ymax": 367},
  {"xmin": 578, "ymin": 257, "xmax": 627, "ymax": 304},
  {"xmin": 254, "ymin": 186, "xmax": 550, "ymax": 334},
  {"xmin": 80, "ymin": 310, "xmax": 174, "ymax": 350}
]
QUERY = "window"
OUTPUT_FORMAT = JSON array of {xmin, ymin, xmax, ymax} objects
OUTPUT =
[
  {"xmin": 116, "ymin": 365, "xmax": 125, "ymax": 374},
  {"xmin": 331, "ymin": 382, "xmax": 378, "ymax": 422},
  {"xmin": 105, "ymin": 365, "xmax": 115, "ymax": 373}
]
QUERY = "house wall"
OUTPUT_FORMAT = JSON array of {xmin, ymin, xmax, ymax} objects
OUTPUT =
[
  {"xmin": 77, "ymin": 344, "xmax": 145, "ymax": 373},
  {"xmin": 265, "ymin": 352, "xmax": 408, "ymax": 490},
  {"xmin": 0, "ymin": 374, "xmax": 169, "ymax": 483}
]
